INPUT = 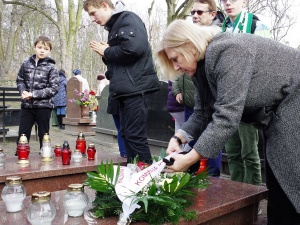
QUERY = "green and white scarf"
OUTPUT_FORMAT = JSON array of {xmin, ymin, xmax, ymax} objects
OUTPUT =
[{"xmin": 222, "ymin": 9, "xmax": 253, "ymax": 33}]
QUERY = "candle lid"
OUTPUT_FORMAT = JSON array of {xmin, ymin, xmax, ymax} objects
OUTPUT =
[
  {"xmin": 31, "ymin": 191, "xmax": 51, "ymax": 202},
  {"xmin": 55, "ymin": 144, "xmax": 62, "ymax": 147},
  {"xmin": 68, "ymin": 183, "xmax": 84, "ymax": 192},
  {"xmin": 19, "ymin": 134, "xmax": 28, "ymax": 144},
  {"xmin": 6, "ymin": 176, "xmax": 22, "ymax": 185},
  {"xmin": 0, "ymin": 148, "xmax": 3, "ymax": 152},
  {"xmin": 77, "ymin": 131, "xmax": 85, "ymax": 140},
  {"xmin": 42, "ymin": 133, "xmax": 51, "ymax": 142},
  {"xmin": 88, "ymin": 143, "xmax": 95, "ymax": 147},
  {"xmin": 62, "ymin": 141, "xmax": 70, "ymax": 149},
  {"xmin": 74, "ymin": 149, "xmax": 81, "ymax": 152}
]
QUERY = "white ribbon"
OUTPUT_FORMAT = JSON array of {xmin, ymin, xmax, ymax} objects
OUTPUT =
[{"xmin": 114, "ymin": 152, "xmax": 178, "ymax": 221}]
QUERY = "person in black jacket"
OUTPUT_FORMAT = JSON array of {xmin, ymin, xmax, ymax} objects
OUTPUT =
[
  {"xmin": 84, "ymin": 0, "xmax": 160, "ymax": 167},
  {"xmin": 16, "ymin": 36, "xmax": 59, "ymax": 149}
]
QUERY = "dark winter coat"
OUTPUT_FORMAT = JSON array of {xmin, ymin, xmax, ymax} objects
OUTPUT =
[
  {"xmin": 103, "ymin": 11, "xmax": 160, "ymax": 99},
  {"xmin": 167, "ymin": 80, "xmax": 184, "ymax": 113},
  {"xmin": 179, "ymin": 33, "xmax": 300, "ymax": 212},
  {"xmin": 16, "ymin": 55, "xmax": 59, "ymax": 108},
  {"xmin": 54, "ymin": 72, "xmax": 67, "ymax": 107}
]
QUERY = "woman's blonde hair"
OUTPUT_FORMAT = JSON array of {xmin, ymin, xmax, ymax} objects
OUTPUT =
[{"xmin": 155, "ymin": 19, "xmax": 220, "ymax": 80}]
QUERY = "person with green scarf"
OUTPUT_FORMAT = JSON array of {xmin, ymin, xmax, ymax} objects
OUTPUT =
[{"xmin": 221, "ymin": 0, "xmax": 270, "ymax": 188}]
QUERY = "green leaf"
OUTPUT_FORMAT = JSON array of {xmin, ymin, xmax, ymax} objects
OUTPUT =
[
  {"xmin": 174, "ymin": 173, "xmax": 191, "ymax": 192},
  {"xmin": 147, "ymin": 182, "xmax": 157, "ymax": 196},
  {"xmin": 168, "ymin": 176, "xmax": 179, "ymax": 193},
  {"xmin": 85, "ymin": 161, "xmax": 121, "ymax": 193}
]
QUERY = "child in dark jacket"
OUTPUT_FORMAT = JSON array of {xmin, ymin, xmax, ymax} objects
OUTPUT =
[{"xmin": 16, "ymin": 36, "xmax": 59, "ymax": 149}]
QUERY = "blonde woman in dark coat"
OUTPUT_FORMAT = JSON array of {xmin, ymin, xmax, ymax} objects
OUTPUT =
[{"xmin": 156, "ymin": 20, "xmax": 300, "ymax": 224}]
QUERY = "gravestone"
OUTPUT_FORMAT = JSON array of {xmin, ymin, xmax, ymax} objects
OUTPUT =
[
  {"xmin": 93, "ymin": 81, "xmax": 175, "ymax": 153},
  {"xmin": 93, "ymin": 86, "xmax": 119, "ymax": 149},
  {"xmin": 65, "ymin": 77, "xmax": 81, "ymax": 119},
  {"xmin": 147, "ymin": 81, "xmax": 174, "ymax": 141},
  {"xmin": 63, "ymin": 77, "xmax": 95, "ymax": 136}
]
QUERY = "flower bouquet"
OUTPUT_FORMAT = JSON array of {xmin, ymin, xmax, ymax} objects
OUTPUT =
[
  {"xmin": 84, "ymin": 151, "xmax": 209, "ymax": 225},
  {"xmin": 69, "ymin": 89, "xmax": 98, "ymax": 111}
]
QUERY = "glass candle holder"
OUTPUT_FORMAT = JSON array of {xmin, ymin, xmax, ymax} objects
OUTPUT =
[
  {"xmin": 87, "ymin": 144, "xmax": 96, "ymax": 160},
  {"xmin": 63, "ymin": 184, "xmax": 89, "ymax": 217},
  {"xmin": 61, "ymin": 141, "xmax": 71, "ymax": 165},
  {"xmin": 26, "ymin": 191, "xmax": 56, "ymax": 225},
  {"xmin": 72, "ymin": 149, "xmax": 83, "ymax": 163},
  {"xmin": 1, "ymin": 176, "xmax": 26, "ymax": 212},
  {"xmin": 41, "ymin": 133, "xmax": 53, "ymax": 162},
  {"xmin": 54, "ymin": 145, "xmax": 62, "ymax": 157}
]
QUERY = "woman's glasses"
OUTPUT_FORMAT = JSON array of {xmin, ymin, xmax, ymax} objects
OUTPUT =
[
  {"xmin": 220, "ymin": 0, "xmax": 238, "ymax": 3},
  {"xmin": 190, "ymin": 10, "xmax": 212, "ymax": 16}
]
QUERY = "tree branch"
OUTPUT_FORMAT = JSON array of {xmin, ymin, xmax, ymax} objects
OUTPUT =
[{"xmin": 2, "ymin": 0, "xmax": 59, "ymax": 28}]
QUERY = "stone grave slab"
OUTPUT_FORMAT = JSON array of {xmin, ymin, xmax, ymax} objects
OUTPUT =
[
  {"xmin": 0, "ymin": 153, "xmax": 126, "ymax": 196},
  {"xmin": 0, "ymin": 177, "xmax": 268, "ymax": 225}
]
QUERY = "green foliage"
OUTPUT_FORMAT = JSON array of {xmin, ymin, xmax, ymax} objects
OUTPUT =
[
  {"xmin": 84, "ymin": 160, "xmax": 120, "ymax": 193},
  {"xmin": 85, "ymin": 158, "xmax": 209, "ymax": 224},
  {"xmin": 89, "ymin": 191, "xmax": 122, "ymax": 218}
]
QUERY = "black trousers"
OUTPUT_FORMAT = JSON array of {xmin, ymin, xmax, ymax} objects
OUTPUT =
[
  {"xmin": 18, "ymin": 108, "xmax": 52, "ymax": 149},
  {"xmin": 119, "ymin": 95, "xmax": 152, "ymax": 164},
  {"xmin": 266, "ymin": 159, "xmax": 300, "ymax": 225}
]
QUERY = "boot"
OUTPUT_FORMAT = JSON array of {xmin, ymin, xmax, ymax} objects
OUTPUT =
[
  {"xmin": 57, "ymin": 115, "xmax": 62, "ymax": 129},
  {"xmin": 61, "ymin": 115, "xmax": 66, "ymax": 129}
]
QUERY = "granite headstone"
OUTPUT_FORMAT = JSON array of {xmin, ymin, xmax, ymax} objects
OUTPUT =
[{"xmin": 66, "ymin": 77, "xmax": 81, "ymax": 119}]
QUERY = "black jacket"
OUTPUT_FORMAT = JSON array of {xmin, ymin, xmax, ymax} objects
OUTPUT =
[
  {"xmin": 16, "ymin": 55, "xmax": 59, "ymax": 108},
  {"xmin": 103, "ymin": 11, "xmax": 160, "ymax": 98}
]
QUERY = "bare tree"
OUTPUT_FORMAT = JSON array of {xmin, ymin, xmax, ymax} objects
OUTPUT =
[
  {"xmin": 0, "ymin": 2, "xmax": 29, "ymax": 79},
  {"xmin": 266, "ymin": 0, "xmax": 296, "ymax": 42},
  {"xmin": 165, "ymin": 0, "xmax": 194, "ymax": 25},
  {"xmin": 1, "ymin": 0, "xmax": 83, "ymax": 78}
]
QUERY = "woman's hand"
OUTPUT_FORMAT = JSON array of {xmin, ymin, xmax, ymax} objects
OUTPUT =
[
  {"xmin": 166, "ymin": 149, "xmax": 201, "ymax": 172},
  {"xmin": 166, "ymin": 135, "xmax": 184, "ymax": 155}
]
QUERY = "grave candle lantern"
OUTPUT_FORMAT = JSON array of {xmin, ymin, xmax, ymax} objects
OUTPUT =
[
  {"xmin": 16, "ymin": 134, "xmax": 30, "ymax": 164},
  {"xmin": 72, "ymin": 149, "xmax": 83, "ymax": 163},
  {"xmin": 61, "ymin": 141, "xmax": 72, "ymax": 165},
  {"xmin": 196, "ymin": 158, "xmax": 208, "ymax": 175},
  {"xmin": 26, "ymin": 191, "xmax": 56, "ymax": 225},
  {"xmin": 63, "ymin": 184, "xmax": 89, "ymax": 217},
  {"xmin": 87, "ymin": 143, "xmax": 96, "ymax": 160},
  {"xmin": 76, "ymin": 131, "xmax": 87, "ymax": 157},
  {"xmin": 1, "ymin": 176, "xmax": 26, "ymax": 212},
  {"xmin": 41, "ymin": 133, "xmax": 53, "ymax": 162},
  {"xmin": 54, "ymin": 144, "xmax": 62, "ymax": 157}
]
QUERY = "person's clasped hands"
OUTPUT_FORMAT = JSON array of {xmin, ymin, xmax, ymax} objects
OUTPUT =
[
  {"xmin": 88, "ymin": 41, "xmax": 109, "ymax": 57},
  {"xmin": 21, "ymin": 91, "xmax": 32, "ymax": 100}
]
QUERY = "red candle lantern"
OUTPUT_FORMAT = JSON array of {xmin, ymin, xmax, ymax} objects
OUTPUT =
[
  {"xmin": 54, "ymin": 145, "xmax": 62, "ymax": 157},
  {"xmin": 87, "ymin": 143, "xmax": 96, "ymax": 160},
  {"xmin": 196, "ymin": 158, "xmax": 208, "ymax": 175},
  {"xmin": 16, "ymin": 134, "xmax": 30, "ymax": 164},
  {"xmin": 61, "ymin": 141, "xmax": 72, "ymax": 165},
  {"xmin": 76, "ymin": 132, "xmax": 86, "ymax": 156}
]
